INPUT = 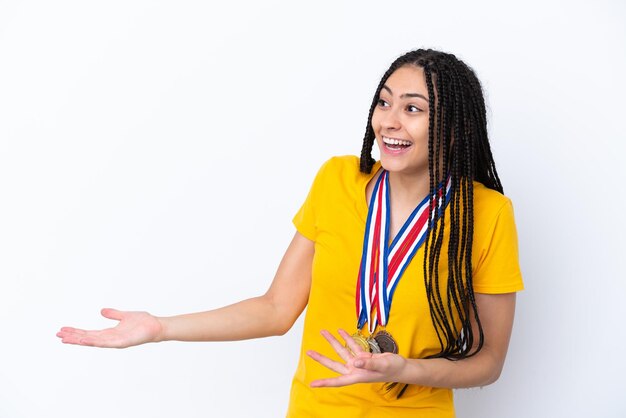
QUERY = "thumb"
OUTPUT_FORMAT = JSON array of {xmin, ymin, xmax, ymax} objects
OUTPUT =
[
  {"xmin": 101, "ymin": 308, "xmax": 124, "ymax": 321},
  {"xmin": 354, "ymin": 357, "xmax": 380, "ymax": 371}
]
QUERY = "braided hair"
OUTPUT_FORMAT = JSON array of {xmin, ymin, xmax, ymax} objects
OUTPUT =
[{"xmin": 360, "ymin": 49, "xmax": 503, "ymax": 361}]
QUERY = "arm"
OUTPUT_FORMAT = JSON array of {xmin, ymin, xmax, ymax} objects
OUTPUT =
[
  {"xmin": 308, "ymin": 292, "xmax": 516, "ymax": 389},
  {"xmin": 398, "ymin": 292, "xmax": 516, "ymax": 388},
  {"xmin": 159, "ymin": 232, "xmax": 314, "ymax": 342},
  {"xmin": 57, "ymin": 232, "xmax": 314, "ymax": 348}
]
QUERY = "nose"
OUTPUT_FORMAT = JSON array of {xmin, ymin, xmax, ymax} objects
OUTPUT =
[{"xmin": 380, "ymin": 107, "xmax": 402, "ymax": 131}]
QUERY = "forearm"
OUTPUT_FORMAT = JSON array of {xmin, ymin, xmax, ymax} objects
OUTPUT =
[
  {"xmin": 156, "ymin": 234, "xmax": 313, "ymax": 344},
  {"xmin": 157, "ymin": 294, "xmax": 288, "ymax": 342},
  {"xmin": 397, "ymin": 293, "xmax": 515, "ymax": 389},
  {"xmin": 56, "ymin": 234, "xmax": 312, "ymax": 348},
  {"xmin": 308, "ymin": 295, "xmax": 515, "ymax": 390},
  {"xmin": 398, "ymin": 350, "xmax": 503, "ymax": 389}
]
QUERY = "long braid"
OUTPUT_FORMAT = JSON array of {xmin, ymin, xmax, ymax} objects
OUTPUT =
[
  {"xmin": 359, "ymin": 49, "xmax": 503, "ymax": 363},
  {"xmin": 438, "ymin": 65, "xmax": 466, "ymax": 354},
  {"xmin": 445, "ymin": 59, "xmax": 465, "ymax": 355},
  {"xmin": 423, "ymin": 65, "xmax": 452, "ymax": 353},
  {"xmin": 454, "ymin": 60, "xmax": 475, "ymax": 355}
]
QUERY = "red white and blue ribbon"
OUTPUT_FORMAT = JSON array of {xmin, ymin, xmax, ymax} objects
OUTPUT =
[{"xmin": 356, "ymin": 171, "xmax": 452, "ymax": 333}]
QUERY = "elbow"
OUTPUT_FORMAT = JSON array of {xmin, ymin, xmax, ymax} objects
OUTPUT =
[
  {"xmin": 481, "ymin": 360, "xmax": 505, "ymax": 387},
  {"xmin": 274, "ymin": 328, "xmax": 290, "ymax": 337},
  {"xmin": 461, "ymin": 350, "xmax": 505, "ymax": 388},
  {"xmin": 262, "ymin": 297, "xmax": 296, "ymax": 336},
  {"xmin": 272, "ymin": 312, "xmax": 302, "ymax": 336},
  {"xmin": 262, "ymin": 293, "xmax": 305, "ymax": 337},
  {"xmin": 271, "ymin": 321, "xmax": 293, "ymax": 336},
  {"xmin": 483, "ymin": 369, "xmax": 502, "ymax": 386}
]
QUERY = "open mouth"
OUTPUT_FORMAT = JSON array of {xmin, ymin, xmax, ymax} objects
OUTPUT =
[{"xmin": 382, "ymin": 136, "xmax": 413, "ymax": 150}]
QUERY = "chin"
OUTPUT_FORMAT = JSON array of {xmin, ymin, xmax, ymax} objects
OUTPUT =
[
  {"xmin": 379, "ymin": 157, "xmax": 427, "ymax": 178},
  {"xmin": 379, "ymin": 154, "xmax": 410, "ymax": 171}
]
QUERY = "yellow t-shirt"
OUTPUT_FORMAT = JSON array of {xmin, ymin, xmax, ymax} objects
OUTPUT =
[{"xmin": 287, "ymin": 156, "xmax": 524, "ymax": 418}]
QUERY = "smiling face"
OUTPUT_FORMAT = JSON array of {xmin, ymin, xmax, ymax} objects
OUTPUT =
[{"xmin": 371, "ymin": 65, "xmax": 432, "ymax": 177}]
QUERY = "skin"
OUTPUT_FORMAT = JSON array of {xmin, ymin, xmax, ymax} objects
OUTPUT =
[
  {"xmin": 57, "ymin": 64, "xmax": 517, "ymax": 391},
  {"xmin": 56, "ymin": 232, "xmax": 314, "ymax": 346},
  {"xmin": 305, "ymin": 65, "xmax": 517, "ymax": 388},
  {"xmin": 370, "ymin": 65, "xmax": 436, "ymax": 240}
]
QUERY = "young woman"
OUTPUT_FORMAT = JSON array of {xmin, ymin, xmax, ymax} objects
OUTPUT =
[{"xmin": 57, "ymin": 49, "xmax": 523, "ymax": 417}]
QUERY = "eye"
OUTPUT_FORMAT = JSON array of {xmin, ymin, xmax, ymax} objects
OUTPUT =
[
  {"xmin": 406, "ymin": 104, "xmax": 422, "ymax": 113},
  {"xmin": 377, "ymin": 99, "xmax": 390, "ymax": 108}
]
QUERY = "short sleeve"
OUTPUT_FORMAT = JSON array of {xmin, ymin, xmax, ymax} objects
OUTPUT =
[
  {"xmin": 472, "ymin": 199, "xmax": 524, "ymax": 294},
  {"xmin": 292, "ymin": 159, "xmax": 332, "ymax": 242}
]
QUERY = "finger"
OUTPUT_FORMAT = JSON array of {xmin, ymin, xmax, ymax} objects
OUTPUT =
[
  {"xmin": 57, "ymin": 327, "xmax": 87, "ymax": 335},
  {"xmin": 78, "ymin": 337, "xmax": 101, "ymax": 347},
  {"xmin": 61, "ymin": 335, "xmax": 99, "ymax": 347},
  {"xmin": 59, "ymin": 333, "xmax": 90, "ymax": 346},
  {"xmin": 353, "ymin": 356, "xmax": 382, "ymax": 371},
  {"xmin": 310, "ymin": 374, "xmax": 365, "ymax": 388},
  {"xmin": 354, "ymin": 353, "xmax": 397, "ymax": 373},
  {"xmin": 320, "ymin": 330, "xmax": 352, "ymax": 362},
  {"xmin": 337, "ymin": 328, "xmax": 366, "ymax": 355},
  {"xmin": 101, "ymin": 308, "xmax": 123, "ymax": 321},
  {"xmin": 61, "ymin": 332, "xmax": 124, "ymax": 348},
  {"xmin": 306, "ymin": 350, "xmax": 349, "ymax": 375},
  {"xmin": 57, "ymin": 328, "xmax": 106, "ymax": 340},
  {"xmin": 57, "ymin": 328, "xmax": 90, "ymax": 344},
  {"xmin": 56, "ymin": 329, "xmax": 89, "ymax": 340}
]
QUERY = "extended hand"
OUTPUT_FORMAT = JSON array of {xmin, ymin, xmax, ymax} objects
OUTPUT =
[
  {"xmin": 56, "ymin": 308, "xmax": 163, "ymax": 348},
  {"xmin": 306, "ymin": 329, "xmax": 407, "ymax": 387}
]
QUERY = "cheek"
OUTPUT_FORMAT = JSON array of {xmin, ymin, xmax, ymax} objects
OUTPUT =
[{"xmin": 409, "ymin": 122, "xmax": 429, "ymax": 143}]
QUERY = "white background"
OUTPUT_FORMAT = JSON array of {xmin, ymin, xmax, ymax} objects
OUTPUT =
[{"xmin": 1, "ymin": 1, "xmax": 625, "ymax": 417}]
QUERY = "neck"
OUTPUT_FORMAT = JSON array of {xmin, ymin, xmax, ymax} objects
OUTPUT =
[{"xmin": 386, "ymin": 170, "xmax": 430, "ymax": 206}]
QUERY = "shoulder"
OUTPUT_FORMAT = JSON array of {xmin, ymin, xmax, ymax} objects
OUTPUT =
[
  {"xmin": 471, "ymin": 182, "xmax": 523, "ymax": 292},
  {"xmin": 311, "ymin": 155, "xmax": 366, "ymax": 185},
  {"xmin": 317, "ymin": 155, "xmax": 361, "ymax": 175},
  {"xmin": 472, "ymin": 181, "xmax": 518, "ymax": 250},
  {"xmin": 472, "ymin": 181, "xmax": 513, "ymax": 221}
]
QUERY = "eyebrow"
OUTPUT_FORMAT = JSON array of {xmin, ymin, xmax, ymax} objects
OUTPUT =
[{"xmin": 382, "ymin": 85, "xmax": 428, "ymax": 102}]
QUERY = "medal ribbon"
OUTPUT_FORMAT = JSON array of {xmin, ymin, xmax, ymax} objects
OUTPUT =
[{"xmin": 356, "ymin": 171, "xmax": 452, "ymax": 333}]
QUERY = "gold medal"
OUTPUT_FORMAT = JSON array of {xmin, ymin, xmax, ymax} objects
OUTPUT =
[{"xmin": 349, "ymin": 332, "xmax": 371, "ymax": 353}]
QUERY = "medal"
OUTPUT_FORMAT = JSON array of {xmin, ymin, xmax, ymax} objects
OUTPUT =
[
  {"xmin": 346, "ymin": 332, "xmax": 373, "ymax": 355},
  {"xmin": 345, "ymin": 332, "xmax": 385, "ymax": 355},
  {"xmin": 346, "ymin": 332, "xmax": 384, "ymax": 355},
  {"xmin": 354, "ymin": 171, "xmax": 452, "ymax": 352},
  {"xmin": 349, "ymin": 332, "xmax": 371, "ymax": 354},
  {"xmin": 367, "ymin": 335, "xmax": 381, "ymax": 354},
  {"xmin": 373, "ymin": 330, "xmax": 398, "ymax": 354}
]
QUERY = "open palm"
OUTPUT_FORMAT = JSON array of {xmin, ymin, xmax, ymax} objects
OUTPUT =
[
  {"xmin": 56, "ymin": 308, "xmax": 163, "ymax": 348},
  {"xmin": 306, "ymin": 329, "xmax": 407, "ymax": 387}
]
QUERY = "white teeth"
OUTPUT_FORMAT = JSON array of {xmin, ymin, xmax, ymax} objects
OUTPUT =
[{"xmin": 383, "ymin": 136, "xmax": 412, "ymax": 146}]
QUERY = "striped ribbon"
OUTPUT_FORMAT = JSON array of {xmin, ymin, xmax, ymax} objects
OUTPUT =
[{"xmin": 356, "ymin": 171, "xmax": 452, "ymax": 333}]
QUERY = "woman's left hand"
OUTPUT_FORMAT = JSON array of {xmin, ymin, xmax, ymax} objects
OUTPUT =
[{"xmin": 306, "ymin": 329, "xmax": 407, "ymax": 387}]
